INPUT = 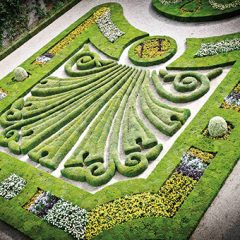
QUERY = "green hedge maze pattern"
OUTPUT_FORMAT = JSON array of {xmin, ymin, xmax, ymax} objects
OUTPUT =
[{"xmin": 0, "ymin": 46, "xmax": 219, "ymax": 186}]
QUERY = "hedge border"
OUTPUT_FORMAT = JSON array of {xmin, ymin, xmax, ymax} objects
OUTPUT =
[
  {"xmin": 0, "ymin": 12, "xmax": 240, "ymax": 240},
  {"xmin": 152, "ymin": 0, "xmax": 240, "ymax": 22},
  {"xmin": 128, "ymin": 35, "xmax": 177, "ymax": 67},
  {"xmin": 0, "ymin": 61, "xmax": 240, "ymax": 240}
]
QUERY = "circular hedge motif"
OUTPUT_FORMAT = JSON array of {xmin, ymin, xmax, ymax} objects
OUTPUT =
[{"xmin": 128, "ymin": 36, "xmax": 177, "ymax": 66}]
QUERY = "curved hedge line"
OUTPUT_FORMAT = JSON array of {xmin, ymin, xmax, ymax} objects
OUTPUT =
[
  {"xmin": 152, "ymin": 68, "xmax": 222, "ymax": 103},
  {"xmin": 128, "ymin": 36, "xmax": 177, "ymax": 66},
  {"xmin": 152, "ymin": 0, "xmax": 240, "ymax": 22}
]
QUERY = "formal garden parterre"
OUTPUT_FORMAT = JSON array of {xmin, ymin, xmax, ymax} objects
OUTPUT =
[{"xmin": 0, "ymin": 1, "xmax": 240, "ymax": 240}]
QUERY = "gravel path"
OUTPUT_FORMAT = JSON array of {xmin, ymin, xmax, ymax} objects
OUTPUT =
[{"xmin": 0, "ymin": 0, "xmax": 240, "ymax": 239}]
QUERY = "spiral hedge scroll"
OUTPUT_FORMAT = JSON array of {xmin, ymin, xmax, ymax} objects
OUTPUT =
[
  {"xmin": 152, "ymin": 68, "xmax": 222, "ymax": 103},
  {"xmin": 0, "ymin": 45, "xmax": 221, "ymax": 186}
]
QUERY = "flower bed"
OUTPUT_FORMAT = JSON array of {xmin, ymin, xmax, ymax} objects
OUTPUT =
[
  {"xmin": 84, "ymin": 147, "xmax": 215, "ymax": 239},
  {"xmin": 25, "ymin": 190, "xmax": 59, "ymax": 218},
  {"xmin": 0, "ymin": 174, "xmax": 26, "ymax": 200},
  {"xmin": 128, "ymin": 36, "xmax": 177, "ymax": 66},
  {"xmin": 96, "ymin": 9, "xmax": 125, "ymax": 42},
  {"xmin": 33, "ymin": 7, "xmax": 109, "ymax": 64},
  {"xmin": 195, "ymin": 38, "xmax": 240, "ymax": 57},
  {"xmin": 221, "ymin": 82, "xmax": 240, "ymax": 112},
  {"xmin": 0, "ymin": 88, "xmax": 7, "ymax": 101},
  {"xmin": 44, "ymin": 199, "xmax": 88, "ymax": 240},
  {"xmin": 209, "ymin": 0, "xmax": 240, "ymax": 10},
  {"xmin": 25, "ymin": 189, "xmax": 88, "ymax": 240}
]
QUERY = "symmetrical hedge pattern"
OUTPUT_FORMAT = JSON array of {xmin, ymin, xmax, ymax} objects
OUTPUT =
[
  {"xmin": 128, "ymin": 36, "xmax": 177, "ymax": 66},
  {"xmin": 0, "ymin": 46, "xmax": 195, "ymax": 186}
]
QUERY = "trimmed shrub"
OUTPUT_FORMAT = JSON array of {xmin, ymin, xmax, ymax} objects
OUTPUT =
[{"xmin": 208, "ymin": 116, "xmax": 228, "ymax": 137}]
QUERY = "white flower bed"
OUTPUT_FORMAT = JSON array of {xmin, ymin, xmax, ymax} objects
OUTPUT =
[
  {"xmin": 209, "ymin": 0, "xmax": 240, "ymax": 10},
  {"xmin": 195, "ymin": 38, "xmax": 240, "ymax": 57},
  {"xmin": 159, "ymin": 0, "xmax": 183, "ymax": 5},
  {"xmin": 0, "ymin": 92, "xmax": 7, "ymax": 101},
  {"xmin": 44, "ymin": 199, "xmax": 88, "ymax": 240},
  {"xmin": 96, "ymin": 10, "xmax": 125, "ymax": 43},
  {"xmin": 0, "ymin": 174, "xmax": 26, "ymax": 200}
]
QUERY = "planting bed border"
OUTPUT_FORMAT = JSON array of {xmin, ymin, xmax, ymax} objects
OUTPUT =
[
  {"xmin": 128, "ymin": 35, "xmax": 177, "ymax": 66},
  {"xmin": 0, "ymin": 3, "xmax": 240, "ymax": 240},
  {"xmin": 152, "ymin": 0, "xmax": 240, "ymax": 22}
]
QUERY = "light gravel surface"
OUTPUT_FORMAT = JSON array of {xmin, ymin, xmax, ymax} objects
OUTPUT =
[{"xmin": 0, "ymin": 0, "xmax": 240, "ymax": 239}]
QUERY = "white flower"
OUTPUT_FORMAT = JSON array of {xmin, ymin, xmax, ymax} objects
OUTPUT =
[
  {"xmin": 195, "ymin": 38, "xmax": 240, "ymax": 57},
  {"xmin": 44, "ymin": 199, "xmax": 88, "ymax": 240},
  {"xmin": 96, "ymin": 10, "xmax": 125, "ymax": 43},
  {"xmin": 0, "ymin": 174, "xmax": 26, "ymax": 200}
]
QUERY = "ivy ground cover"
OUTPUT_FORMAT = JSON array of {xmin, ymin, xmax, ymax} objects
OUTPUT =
[{"xmin": 0, "ymin": 1, "xmax": 240, "ymax": 240}]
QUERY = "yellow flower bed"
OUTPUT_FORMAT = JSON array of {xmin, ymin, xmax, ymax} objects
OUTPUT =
[
  {"xmin": 48, "ymin": 7, "xmax": 109, "ymax": 55},
  {"xmin": 222, "ymin": 102, "xmax": 240, "ymax": 112},
  {"xmin": 134, "ymin": 38, "xmax": 171, "ymax": 59},
  {"xmin": 85, "ymin": 173, "xmax": 196, "ymax": 239},
  {"xmin": 188, "ymin": 147, "xmax": 215, "ymax": 164}
]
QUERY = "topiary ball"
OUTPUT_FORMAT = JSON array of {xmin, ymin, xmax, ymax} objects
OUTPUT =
[
  {"xmin": 208, "ymin": 116, "xmax": 228, "ymax": 137},
  {"xmin": 13, "ymin": 67, "xmax": 28, "ymax": 82}
]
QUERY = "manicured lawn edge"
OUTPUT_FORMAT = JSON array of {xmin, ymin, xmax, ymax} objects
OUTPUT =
[
  {"xmin": 167, "ymin": 32, "xmax": 240, "ymax": 70},
  {"xmin": 151, "ymin": 0, "xmax": 240, "ymax": 22},
  {"xmin": 0, "ymin": 0, "xmax": 81, "ymax": 61},
  {"xmin": 0, "ymin": 62, "xmax": 240, "ymax": 240},
  {"xmin": 0, "ymin": 11, "xmax": 240, "ymax": 240}
]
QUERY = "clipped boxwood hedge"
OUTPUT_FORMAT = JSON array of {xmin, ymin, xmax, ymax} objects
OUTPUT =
[{"xmin": 152, "ymin": 0, "xmax": 240, "ymax": 22}]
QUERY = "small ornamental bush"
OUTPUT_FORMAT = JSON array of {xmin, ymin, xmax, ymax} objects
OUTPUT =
[
  {"xmin": 208, "ymin": 116, "xmax": 228, "ymax": 137},
  {"xmin": 13, "ymin": 67, "xmax": 28, "ymax": 82},
  {"xmin": 0, "ymin": 174, "xmax": 26, "ymax": 200}
]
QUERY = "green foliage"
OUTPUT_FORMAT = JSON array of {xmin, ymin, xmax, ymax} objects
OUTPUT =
[
  {"xmin": 152, "ymin": 69, "xmax": 222, "ymax": 103},
  {"xmin": 208, "ymin": 116, "xmax": 228, "ymax": 137},
  {"xmin": 152, "ymin": 0, "xmax": 240, "ymax": 22},
  {"xmin": 13, "ymin": 67, "xmax": 28, "ymax": 82},
  {"xmin": 128, "ymin": 36, "xmax": 177, "ymax": 66},
  {"xmin": 168, "ymin": 32, "xmax": 240, "ymax": 70}
]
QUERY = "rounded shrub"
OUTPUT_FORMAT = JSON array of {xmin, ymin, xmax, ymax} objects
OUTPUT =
[
  {"xmin": 208, "ymin": 116, "xmax": 228, "ymax": 137},
  {"xmin": 13, "ymin": 67, "xmax": 28, "ymax": 82}
]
